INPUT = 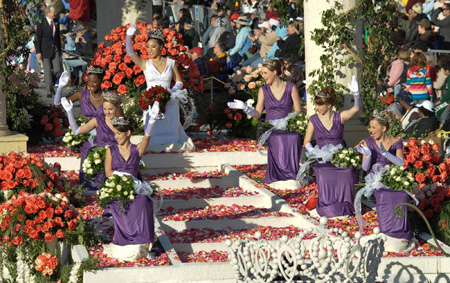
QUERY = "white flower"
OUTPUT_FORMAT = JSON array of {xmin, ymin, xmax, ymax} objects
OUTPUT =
[
  {"xmin": 94, "ymin": 153, "xmax": 100, "ymax": 158},
  {"xmin": 110, "ymin": 182, "xmax": 116, "ymax": 187},
  {"xmin": 339, "ymin": 154, "xmax": 345, "ymax": 158},
  {"xmin": 345, "ymin": 157, "xmax": 350, "ymax": 161},
  {"xmin": 399, "ymin": 166, "xmax": 405, "ymax": 171},
  {"xmin": 351, "ymin": 159, "xmax": 356, "ymax": 164},
  {"xmin": 117, "ymin": 185, "xmax": 122, "ymax": 191},
  {"xmin": 94, "ymin": 159, "xmax": 102, "ymax": 164},
  {"xmin": 88, "ymin": 169, "xmax": 93, "ymax": 174},
  {"xmin": 404, "ymin": 181, "xmax": 410, "ymax": 186},
  {"xmin": 395, "ymin": 176, "xmax": 401, "ymax": 182},
  {"xmin": 342, "ymin": 150, "xmax": 348, "ymax": 154},
  {"xmin": 122, "ymin": 176, "xmax": 128, "ymax": 182},
  {"xmin": 86, "ymin": 162, "xmax": 91, "ymax": 168},
  {"xmin": 129, "ymin": 195, "xmax": 135, "ymax": 200},
  {"xmin": 124, "ymin": 191, "xmax": 128, "ymax": 196}
]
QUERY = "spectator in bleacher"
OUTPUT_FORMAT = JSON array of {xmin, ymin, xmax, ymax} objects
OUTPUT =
[
  {"xmin": 404, "ymin": 100, "xmax": 439, "ymax": 138},
  {"xmin": 202, "ymin": 15, "xmax": 219, "ymax": 47},
  {"xmin": 275, "ymin": 20, "xmax": 301, "ymax": 59},
  {"xmin": 63, "ymin": 26, "xmax": 94, "ymax": 85},
  {"xmin": 435, "ymin": 60, "xmax": 450, "ymax": 121},
  {"xmin": 432, "ymin": 2, "xmax": 450, "ymax": 49},
  {"xmin": 406, "ymin": 0, "xmax": 426, "ymax": 12},
  {"xmin": 242, "ymin": 21, "xmax": 276, "ymax": 67},
  {"xmin": 406, "ymin": 52, "xmax": 433, "ymax": 103},
  {"xmin": 433, "ymin": 55, "xmax": 450, "ymax": 98},
  {"xmin": 189, "ymin": 47, "xmax": 207, "ymax": 77},
  {"xmin": 207, "ymin": 42, "xmax": 228, "ymax": 79},
  {"xmin": 405, "ymin": 18, "xmax": 435, "ymax": 48},
  {"xmin": 389, "ymin": 17, "xmax": 407, "ymax": 47},
  {"xmin": 155, "ymin": 16, "xmax": 170, "ymax": 29},
  {"xmin": 69, "ymin": 0, "xmax": 91, "ymax": 23},
  {"xmin": 265, "ymin": 2, "xmax": 279, "ymax": 20},
  {"xmin": 404, "ymin": 3, "xmax": 428, "ymax": 46},
  {"xmin": 182, "ymin": 18, "xmax": 200, "ymax": 49},
  {"xmin": 396, "ymin": 91, "xmax": 420, "ymax": 129},
  {"xmin": 423, "ymin": 0, "xmax": 436, "ymax": 20},
  {"xmin": 287, "ymin": 0, "xmax": 301, "ymax": 21},
  {"xmin": 228, "ymin": 16, "xmax": 252, "ymax": 63},
  {"xmin": 387, "ymin": 48, "xmax": 411, "ymax": 98},
  {"xmin": 208, "ymin": 16, "xmax": 230, "ymax": 58},
  {"xmin": 176, "ymin": 8, "xmax": 192, "ymax": 34},
  {"xmin": 282, "ymin": 54, "xmax": 305, "ymax": 97}
]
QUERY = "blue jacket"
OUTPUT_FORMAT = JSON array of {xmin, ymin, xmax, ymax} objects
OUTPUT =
[
  {"xmin": 266, "ymin": 26, "xmax": 288, "ymax": 59},
  {"xmin": 229, "ymin": 26, "xmax": 252, "ymax": 57}
]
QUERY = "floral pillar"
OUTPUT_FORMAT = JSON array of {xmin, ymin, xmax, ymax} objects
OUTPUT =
[{"xmin": 304, "ymin": 0, "xmax": 361, "ymax": 116}]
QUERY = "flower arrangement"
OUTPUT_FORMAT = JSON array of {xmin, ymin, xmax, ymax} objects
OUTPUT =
[
  {"xmin": 98, "ymin": 174, "xmax": 135, "ymax": 211},
  {"xmin": 285, "ymin": 112, "xmax": 309, "ymax": 137},
  {"xmin": 331, "ymin": 147, "xmax": 362, "ymax": 168},
  {"xmin": 35, "ymin": 252, "xmax": 59, "ymax": 276},
  {"xmin": 62, "ymin": 116, "xmax": 91, "ymax": 151},
  {"xmin": 40, "ymin": 105, "xmax": 69, "ymax": 141},
  {"xmin": 227, "ymin": 65, "xmax": 264, "ymax": 100},
  {"xmin": 381, "ymin": 164, "xmax": 416, "ymax": 193},
  {"xmin": 413, "ymin": 184, "xmax": 449, "ymax": 219},
  {"xmin": 91, "ymin": 23, "xmax": 204, "ymax": 97},
  {"xmin": 403, "ymin": 139, "xmax": 443, "ymax": 184},
  {"xmin": 82, "ymin": 147, "xmax": 106, "ymax": 180},
  {"xmin": 138, "ymin": 85, "xmax": 170, "ymax": 113}
]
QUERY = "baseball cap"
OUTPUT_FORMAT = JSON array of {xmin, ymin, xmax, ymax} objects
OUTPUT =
[
  {"xmin": 417, "ymin": 100, "xmax": 435, "ymax": 112},
  {"xmin": 411, "ymin": 3, "xmax": 423, "ymax": 14},
  {"xmin": 417, "ymin": 18, "xmax": 431, "ymax": 29},
  {"xmin": 258, "ymin": 21, "xmax": 270, "ymax": 29},
  {"xmin": 188, "ymin": 47, "xmax": 203, "ymax": 56},
  {"xmin": 398, "ymin": 91, "xmax": 415, "ymax": 107},
  {"xmin": 229, "ymin": 13, "xmax": 240, "ymax": 21}
]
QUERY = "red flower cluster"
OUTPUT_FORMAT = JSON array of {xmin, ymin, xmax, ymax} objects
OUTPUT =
[
  {"xmin": 403, "ymin": 139, "xmax": 443, "ymax": 184},
  {"xmin": 0, "ymin": 190, "xmax": 78, "ymax": 246},
  {"xmin": 0, "ymin": 152, "xmax": 63, "ymax": 194},
  {"xmin": 40, "ymin": 105, "xmax": 68, "ymax": 139},
  {"xmin": 35, "ymin": 252, "xmax": 58, "ymax": 275},
  {"xmin": 92, "ymin": 22, "xmax": 204, "ymax": 96},
  {"xmin": 416, "ymin": 185, "xmax": 449, "ymax": 219},
  {"xmin": 138, "ymin": 85, "xmax": 170, "ymax": 113}
]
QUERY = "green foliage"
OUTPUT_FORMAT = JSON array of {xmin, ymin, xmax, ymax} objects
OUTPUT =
[
  {"xmin": 60, "ymin": 256, "xmax": 98, "ymax": 283},
  {"xmin": 64, "ymin": 219, "xmax": 99, "ymax": 248}
]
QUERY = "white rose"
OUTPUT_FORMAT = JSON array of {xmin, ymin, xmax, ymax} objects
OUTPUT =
[
  {"xmin": 351, "ymin": 159, "xmax": 356, "ymax": 163},
  {"xmin": 117, "ymin": 185, "xmax": 122, "ymax": 191},
  {"xmin": 62, "ymin": 137, "xmax": 68, "ymax": 143},
  {"xmin": 122, "ymin": 176, "xmax": 128, "ymax": 182},
  {"xmin": 404, "ymin": 181, "xmax": 410, "ymax": 186},
  {"xmin": 399, "ymin": 166, "xmax": 405, "ymax": 171},
  {"xmin": 110, "ymin": 182, "xmax": 116, "ymax": 187},
  {"xmin": 94, "ymin": 159, "xmax": 102, "ymax": 164},
  {"xmin": 345, "ymin": 157, "xmax": 350, "ymax": 161},
  {"xmin": 94, "ymin": 153, "xmax": 100, "ymax": 158},
  {"xmin": 342, "ymin": 150, "xmax": 348, "ymax": 154},
  {"xmin": 395, "ymin": 176, "xmax": 401, "ymax": 182},
  {"xmin": 86, "ymin": 163, "xmax": 91, "ymax": 168},
  {"xmin": 88, "ymin": 169, "xmax": 93, "ymax": 174},
  {"xmin": 68, "ymin": 135, "xmax": 73, "ymax": 141},
  {"xmin": 339, "ymin": 154, "xmax": 345, "ymax": 158},
  {"xmin": 124, "ymin": 191, "xmax": 128, "ymax": 196},
  {"xmin": 129, "ymin": 195, "xmax": 135, "ymax": 200}
]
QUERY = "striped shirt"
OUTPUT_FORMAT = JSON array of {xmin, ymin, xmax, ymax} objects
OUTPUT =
[{"xmin": 406, "ymin": 66, "xmax": 433, "ymax": 101}]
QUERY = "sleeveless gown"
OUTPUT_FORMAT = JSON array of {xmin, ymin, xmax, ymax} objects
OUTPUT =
[
  {"xmin": 78, "ymin": 89, "xmax": 105, "ymax": 190},
  {"xmin": 262, "ymin": 82, "xmax": 302, "ymax": 183},
  {"xmin": 103, "ymin": 145, "xmax": 155, "ymax": 246},
  {"xmin": 365, "ymin": 137, "xmax": 412, "ymax": 240},
  {"xmin": 143, "ymin": 58, "xmax": 195, "ymax": 152},
  {"xmin": 310, "ymin": 113, "xmax": 357, "ymax": 217}
]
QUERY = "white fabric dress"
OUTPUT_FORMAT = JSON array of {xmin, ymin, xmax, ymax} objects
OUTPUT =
[{"xmin": 143, "ymin": 58, "xmax": 195, "ymax": 152}]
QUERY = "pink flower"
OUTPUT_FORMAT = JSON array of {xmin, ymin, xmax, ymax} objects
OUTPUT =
[
  {"xmin": 251, "ymin": 71, "xmax": 259, "ymax": 78},
  {"xmin": 243, "ymin": 75, "xmax": 252, "ymax": 82},
  {"xmin": 237, "ymin": 84, "xmax": 245, "ymax": 90},
  {"xmin": 248, "ymin": 82, "xmax": 256, "ymax": 89}
]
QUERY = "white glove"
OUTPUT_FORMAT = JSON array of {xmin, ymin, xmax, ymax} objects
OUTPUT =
[
  {"xmin": 126, "ymin": 23, "xmax": 137, "ymax": 36},
  {"xmin": 144, "ymin": 102, "xmax": 159, "ymax": 136},
  {"xmin": 61, "ymin": 98, "xmax": 80, "ymax": 134},
  {"xmin": 54, "ymin": 71, "xmax": 69, "ymax": 105},
  {"xmin": 355, "ymin": 144, "xmax": 371, "ymax": 156},
  {"xmin": 305, "ymin": 143, "xmax": 313, "ymax": 152},
  {"xmin": 380, "ymin": 141, "xmax": 404, "ymax": 166},
  {"xmin": 227, "ymin": 99, "xmax": 256, "ymax": 117},
  {"xmin": 347, "ymin": 75, "xmax": 359, "ymax": 94}
]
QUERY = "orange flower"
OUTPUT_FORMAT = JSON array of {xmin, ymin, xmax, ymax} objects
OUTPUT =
[
  {"xmin": 117, "ymin": 84, "xmax": 129, "ymax": 94},
  {"xmin": 134, "ymin": 75, "xmax": 146, "ymax": 87},
  {"xmin": 125, "ymin": 67, "xmax": 133, "ymax": 78},
  {"xmin": 68, "ymin": 219, "xmax": 77, "ymax": 231},
  {"xmin": 12, "ymin": 236, "xmax": 23, "ymax": 245},
  {"xmin": 133, "ymin": 65, "xmax": 142, "ymax": 75},
  {"xmin": 102, "ymin": 81, "xmax": 113, "ymax": 89},
  {"xmin": 44, "ymin": 232, "xmax": 55, "ymax": 242},
  {"xmin": 56, "ymin": 229, "xmax": 65, "ymax": 239},
  {"xmin": 118, "ymin": 63, "xmax": 127, "ymax": 71}
]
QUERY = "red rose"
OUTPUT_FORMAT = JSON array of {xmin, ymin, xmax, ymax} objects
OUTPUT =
[
  {"xmin": 56, "ymin": 229, "xmax": 65, "ymax": 239},
  {"xmin": 117, "ymin": 84, "xmax": 129, "ymax": 94},
  {"xmin": 133, "ymin": 65, "xmax": 142, "ymax": 75},
  {"xmin": 112, "ymin": 73, "xmax": 123, "ymax": 85},
  {"xmin": 45, "ymin": 124, "xmax": 53, "ymax": 131},
  {"xmin": 134, "ymin": 75, "xmax": 146, "ymax": 87},
  {"xmin": 46, "ymin": 208, "xmax": 54, "ymax": 219},
  {"xmin": 414, "ymin": 161, "xmax": 423, "ymax": 169},
  {"xmin": 433, "ymin": 143, "xmax": 441, "ymax": 151},
  {"xmin": 55, "ymin": 207, "xmax": 64, "ymax": 215},
  {"xmin": 125, "ymin": 67, "xmax": 133, "ymax": 78},
  {"xmin": 124, "ymin": 54, "xmax": 132, "ymax": 64},
  {"xmin": 68, "ymin": 219, "xmax": 77, "ymax": 231},
  {"xmin": 40, "ymin": 115, "xmax": 49, "ymax": 125},
  {"xmin": 114, "ymin": 54, "xmax": 121, "ymax": 62},
  {"xmin": 28, "ymin": 229, "xmax": 39, "ymax": 239},
  {"xmin": 102, "ymin": 81, "xmax": 113, "ymax": 89},
  {"xmin": 104, "ymin": 70, "xmax": 112, "ymax": 80},
  {"xmin": 409, "ymin": 139, "xmax": 419, "ymax": 146},
  {"xmin": 118, "ymin": 63, "xmax": 127, "ymax": 71},
  {"xmin": 64, "ymin": 210, "xmax": 74, "ymax": 219},
  {"xmin": 234, "ymin": 113, "xmax": 242, "ymax": 121},
  {"xmin": 12, "ymin": 236, "xmax": 23, "ymax": 245},
  {"xmin": 415, "ymin": 173, "xmax": 426, "ymax": 183},
  {"xmin": 44, "ymin": 232, "xmax": 55, "ymax": 242},
  {"xmin": 424, "ymin": 209, "xmax": 434, "ymax": 218},
  {"xmin": 54, "ymin": 217, "xmax": 62, "ymax": 226},
  {"xmin": 225, "ymin": 122, "xmax": 232, "ymax": 129}
]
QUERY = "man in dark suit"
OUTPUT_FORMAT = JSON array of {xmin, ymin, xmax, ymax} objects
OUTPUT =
[{"xmin": 36, "ymin": 5, "xmax": 62, "ymax": 98}]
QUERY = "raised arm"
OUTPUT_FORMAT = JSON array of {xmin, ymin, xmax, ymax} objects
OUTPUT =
[
  {"xmin": 61, "ymin": 97, "xmax": 98, "ymax": 134},
  {"xmin": 105, "ymin": 147, "xmax": 113, "ymax": 178},
  {"xmin": 126, "ymin": 23, "xmax": 147, "ymax": 71},
  {"xmin": 341, "ymin": 75, "xmax": 361, "ymax": 124}
]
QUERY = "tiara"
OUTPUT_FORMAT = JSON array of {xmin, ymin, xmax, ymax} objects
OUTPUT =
[
  {"xmin": 373, "ymin": 110, "xmax": 388, "ymax": 121},
  {"xmin": 112, "ymin": 117, "xmax": 130, "ymax": 126},
  {"xmin": 316, "ymin": 91, "xmax": 331, "ymax": 98},
  {"xmin": 87, "ymin": 66, "xmax": 104, "ymax": 74},
  {"xmin": 147, "ymin": 29, "xmax": 164, "ymax": 41},
  {"xmin": 263, "ymin": 58, "xmax": 278, "ymax": 67},
  {"xmin": 103, "ymin": 91, "xmax": 120, "ymax": 101}
]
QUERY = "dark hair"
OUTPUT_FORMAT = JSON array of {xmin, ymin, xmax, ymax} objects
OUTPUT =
[
  {"xmin": 419, "ymin": 107, "xmax": 435, "ymax": 117},
  {"xmin": 262, "ymin": 59, "xmax": 283, "ymax": 75},
  {"xmin": 113, "ymin": 117, "xmax": 138, "ymax": 133},
  {"xmin": 283, "ymin": 54, "xmax": 299, "ymax": 65},
  {"xmin": 443, "ymin": 60, "xmax": 450, "ymax": 72},
  {"xmin": 211, "ymin": 15, "xmax": 219, "ymax": 22},
  {"xmin": 371, "ymin": 111, "xmax": 394, "ymax": 131},
  {"xmin": 180, "ymin": 8, "xmax": 191, "ymax": 19},
  {"xmin": 315, "ymin": 87, "xmax": 338, "ymax": 106},
  {"xmin": 411, "ymin": 52, "xmax": 427, "ymax": 68},
  {"xmin": 147, "ymin": 37, "xmax": 164, "ymax": 47},
  {"xmin": 157, "ymin": 17, "xmax": 170, "ymax": 29},
  {"xmin": 216, "ymin": 42, "xmax": 227, "ymax": 52},
  {"xmin": 153, "ymin": 15, "xmax": 162, "ymax": 22}
]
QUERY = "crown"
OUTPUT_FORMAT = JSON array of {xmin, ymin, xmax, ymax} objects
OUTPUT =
[
  {"xmin": 373, "ymin": 110, "xmax": 388, "ymax": 121},
  {"xmin": 316, "ymin": 90, "xmax": 331, "ymax": 98},
  {"xmin": 87, "ymin": 65, "xmax": 104, "ymax": 74},
  {"xmin": 103, "ymin": 91, "xmax": 120, "ymax": 101},
  {"xmin": 147, "ymin": 29, "xmax": 164, "ymax": 41},
  {"xmin": 112, "ymin": 117, "xmax": 130, "ymax": 126},
  {"xmin": 263, "ymin": 58, "xmax": 278, "ymax": 67}
]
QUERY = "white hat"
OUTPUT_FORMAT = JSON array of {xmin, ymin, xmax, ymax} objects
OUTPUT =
[
  {"xmin": 417, "ymin": 100, "xmax": 435, "ymax": 112},
  {"xmin": 258, "ymin": 21, "xmax": 270, "ymax": 29},
  {"xmin": 269, "ymin": 17, "xmax": 280, "ymax": 27}
]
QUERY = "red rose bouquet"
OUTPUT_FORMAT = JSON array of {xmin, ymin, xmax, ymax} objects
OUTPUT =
[{"xmin": 138, "ymin": 85, "xmax": 170, "ymax": 114}]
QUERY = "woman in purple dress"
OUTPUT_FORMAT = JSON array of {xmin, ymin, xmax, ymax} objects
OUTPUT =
[
  {"xmin": 54, "ymin": 66, "xmax": 123, "ymax": 189},
  {"xmin": 101, "ymin": 103, "xmax": 159, "ymax": 261},
  {"xmin": 355, "ymin": 111, "xmax": 412, "ymax": 242},
  {"xmin": 303, "ymin": 78, "xmax": 361, "ymax": 217},
  {"xmin": 228, "ymin": 59, "xmax": 302, "ymax": 183},
  {"xmin": 61, "ymin": 92, "xmax": 122, "ymax": 190}
]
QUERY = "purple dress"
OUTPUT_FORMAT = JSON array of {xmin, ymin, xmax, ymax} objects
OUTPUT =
[
  {"xmin": 365, "ymin": 137, "xmax": 411, "ymax": 239},
  {"xmin": 311, "ymin": 113, "xmax": 356, "ymax": 217},
  {"xmin": 103, "ymin": 145, "xmax": 155, "ymax": 246},
  {"xmin": 262, "ymin": 82, "xmax": 302, "ymax": 183},
  {"xmin": 79, "ymin": 90, "xmax": 104, "ymax": 189},
  {"xmin": 364, "ymin": 137, "xmax": 403, "ymax": 173}
]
